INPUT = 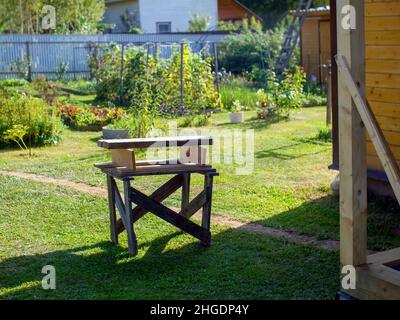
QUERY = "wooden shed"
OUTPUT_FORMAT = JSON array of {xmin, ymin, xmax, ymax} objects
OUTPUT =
[
  {"xmin": 331, "ymin": 0, "xmax": 400, "ymax": 198},
  {"xmin": 332, "ymin": 0, "xmax": 400, "ymax": 299},
  {"xmin": 299, "ymin": 6, "xmax": 331, "ymax": 84}
]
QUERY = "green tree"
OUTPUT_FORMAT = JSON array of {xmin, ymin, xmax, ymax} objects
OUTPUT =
[
  {"xmin": 0, "ymin": 0, "xmax": 105, "ymax": 34},
  {"xmin": 239, "ymin": 0, "xmax": 329, "ymax": 28},
  {"xmin": 188, "ymin": 14, "xmax": 211, "ymax": 32}
]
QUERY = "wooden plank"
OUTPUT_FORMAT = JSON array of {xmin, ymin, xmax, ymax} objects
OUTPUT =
[
  {"xmin": 336, "ymin": 0, "xmax": 368, "ymax": 267},
  {"xmin": 366, "ymin": 87, "xmax": 400, "ymax": 104},
  {"xmin": 366, "ymin": 31, "xmax": 400, "ymax": 46},
  {"xmin": 202, "ymin": 175, "xmax": 214, "ymax": 236},
  {"xmin": 366, "ymin": 73, "xmax": 400, "ymax": 89},
  {"xmin": 345, "ymin": 265, "xmax": 400, "ymax": 300},
  {"xmin": 181, "ymin": 173, "xmax": 190, "ymax": 211},
  {"xmin": 365, "ymin": 1, "xmax": 400, "ymax": 17},
  {"xmin": 123, "ymin": 180, "xmax": 138, "ymax": 256},
  {"xmin": 116, "ymin": 174, "xmax": 183, "ymax": 234},
  {"xmin": 368, "ymin": 247, "xmax": 400, "ymax": 266},
  {"xmin": 180, "ymin": 190, "xmax": 206, "ymax": 218},
  {"xmin": 366, "ymin": 59, "xmax": 400, "ymax": 74},
  {"xmin": 107, "ymin": 175, "xmax": 118, "ymax": 245},
  {"xmin": 130, "ymin": 187, "xmax": 211, "ymax": 244},
  {"xmin": 336, "ymin": 54, "xmax": 400, "ymax": 204},
  {"xmin": 366, "ymin": 46, "xmax": 400, "ymax": 61},
  {"xmin": 98, "ymin": 136, "xmax": 213, "ymax": 149},
  {"xmin": 365, "ymin": 16, "xmax": 400, "ymax": 31}
]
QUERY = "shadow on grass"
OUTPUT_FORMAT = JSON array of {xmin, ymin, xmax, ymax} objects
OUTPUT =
[
  {"xmin": 0, "ymin": 227, "xmax": 339, "ymax": 300},
  {"xmin": 255, "ymin": 142, "xmax": 330, "ymax": 160}
]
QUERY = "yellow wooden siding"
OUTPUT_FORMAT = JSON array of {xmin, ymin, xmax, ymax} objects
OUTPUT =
[
  {"xmin": 300, "ymin": 14, "xmax": 331, "ymax": 84},
  {"xmin": 301, "ymin": 19, "xmax": 320, "ymax": 80},
  {"xmin": 365, "ymin": 0, "xmax": 400, "ymax": 171}
]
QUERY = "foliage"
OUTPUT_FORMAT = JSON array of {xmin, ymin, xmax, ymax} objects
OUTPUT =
[
  {"xmin": 31, "ymin": 75, "xmax": 60, "ymax": 104},
  {"xmin": 264, "ymin": 66, "xmax": 307, "ymax": 118},
  {"xmin": 58, "ymin": 103, "xmax": 125, "ymax": 128},
  {"xmin": 188, "ymin": 14, "xmax": 211, "ymax": 32},
  {"xmin": 55, "ymin": 62, "xmax": 69, "ymax": 82},
  {"xmin": 238, "ymin": 0, "xmax": 329, "ymax": 28},
  {"xmin": 220, "ymin": 77, "xmax": 259, "ymax": 109},
  {"xmin": 178, "ymin": 113, "xmax": 211, "ymax": 128},
  {"xmin": 0, "ymin": 79, "xmax": 29, "ymax": 87},
  {"xmin": 231, "ymin": 100, "xmax": 245, "ymax": 112},
  {"xmin": 315, "ymin": 127, "xmax": 332, "ymax": 142},
  {"xmin": 108, "ymin": 107, "xmax": 167, "ymax": 138},
  {"xmin": 218, "ymin": 22, "xmax": 284, "ymax": 81},
  {"xmin": 255, "ymin": 89, "xmax": 271, "ymax": 119},
  {"xmin": 90, "ymin": 44, "xmax": 221, "ymax": 114},
  {"xmin": 3, "ymin": 124, "xmax": 29, "ymax": 152},
  {"xmin": 0, "ymin": 0, "xmax": 105, "ymax": 34},
  {"xmin": 0, "ymin": 89, "xmax": 62, "ymax": 148}
]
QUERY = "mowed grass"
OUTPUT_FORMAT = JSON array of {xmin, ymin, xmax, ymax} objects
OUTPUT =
[
  {"xmin": 0, "ymin": 106, "xmax": 399, "ymax": 299},
  {"xmin": 0, "ymin": 176, "xmax": 339, "ymax": 299}
]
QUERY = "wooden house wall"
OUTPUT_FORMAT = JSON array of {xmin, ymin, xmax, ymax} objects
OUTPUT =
[
  {"xmin": 365, "ymin": 0, "xmax": 400, "ymax": 171},
  {"xmin": 301, "ymin": 13, "xmax": 331, "ymax": 84}
]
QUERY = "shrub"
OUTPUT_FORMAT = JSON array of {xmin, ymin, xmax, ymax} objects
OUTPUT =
[
  {"xmin": 58, "ymin": 103, "xmax": 125, "ymax": 128},
  {"xmin": 265, "ymin": 66, "xmax": 306, "ymax": 118},
  {"xmin": 0, "ymin": 90, "xmax": 63, "ymax": 148}
]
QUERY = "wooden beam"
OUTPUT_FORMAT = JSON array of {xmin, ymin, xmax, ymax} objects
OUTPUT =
[
  {"xmin": 336, "ymin": 54, "xmax": 400, "ymax": 204},
  {"xmin": 180, "ymin": 190, "xmax": 206, "ymax": 218},
  {"xmin": 116, "ymin": 174, "xmax": 183, "ymax": 234},
  {"xmin": 337, "ymin": 0, "xmax": 367, "ymax": 267},
  {"xmin": 98, "ymin": 136, "xmax": 213, "ymax": 150},
  {"xmin": 130, "ymin": 187, "xmax": 211, "ymax": 244}
]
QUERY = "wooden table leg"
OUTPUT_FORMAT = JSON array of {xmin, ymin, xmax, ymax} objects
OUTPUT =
[
  {"xmin": 123, "ymin": 179, "xmax": 138, "ymax": 256},
  {"xmin": 181, "ymin": 173, "xmax": 190, "ymax": 211},
  {"xmin": 106, "ymin": 174, "xmax": 118, "ymax": 245},
  {"xmin": 201, "ymin": 174, "xmax": 214, "ymax": 246}
]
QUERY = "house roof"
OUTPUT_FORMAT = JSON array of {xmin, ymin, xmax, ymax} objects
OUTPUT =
[{"xmin": 290, "ymin": 5, "xmax": 330, "ymax": 16}]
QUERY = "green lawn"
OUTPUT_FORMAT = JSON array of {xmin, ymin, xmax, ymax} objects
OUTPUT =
[{"xmin": 0, "ymin": 107, "xmax": 399, "ymax": 299}]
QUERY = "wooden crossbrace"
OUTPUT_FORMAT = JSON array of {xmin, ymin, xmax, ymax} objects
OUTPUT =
[
  {"xmin": 116, "ymin": 174, "xmax": 183, "ymax": 234},
  {"xmin": 336, "ymin": 54, "xmax": 400, "ymax": 204},
  {"xmin": 130, "ymin": 187, "xmax": 211, "ymax": 245}
]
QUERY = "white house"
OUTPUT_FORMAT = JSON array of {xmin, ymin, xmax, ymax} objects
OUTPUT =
[{"xmin": 102, "ymin": 0, "xmax": 260, "ymax": 33}]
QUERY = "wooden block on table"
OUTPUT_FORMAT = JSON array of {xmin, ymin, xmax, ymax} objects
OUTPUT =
[
  {"xmin": 179, "ymin": 146, "xmax": 207, "ymax": 165},
  {"xmin": 111, "ymin": 149, "xmax": 136, "ymax": 171}
]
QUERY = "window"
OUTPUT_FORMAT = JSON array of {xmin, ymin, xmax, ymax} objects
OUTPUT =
[{"xmin": 156, "ymin": 22, "xmax": 172, "ymax": 33}]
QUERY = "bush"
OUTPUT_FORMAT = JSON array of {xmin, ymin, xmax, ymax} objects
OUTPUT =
[
  {"xmin": 0, "ymin": 89, "xmax": 63, "ymax": 148},
  {"xmin": 257, "ymin": 66, "xmax": 307, "ymax": 119},
  {"xmin": 58, "ymin": 103, "xmax": 126, "ymax": 128}
]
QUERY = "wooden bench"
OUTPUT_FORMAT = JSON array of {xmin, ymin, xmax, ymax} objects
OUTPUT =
[{"xmin": 95, "ymin": 136, "xmax": 218, "ymax": 256}]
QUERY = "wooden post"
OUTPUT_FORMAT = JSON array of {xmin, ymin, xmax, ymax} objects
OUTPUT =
[
  {"xmin": 181, "ymin": 173, "xmax": 190, "ymax": 211},
  {"xmin": 337, "ymin": 0, "xmax": 367, "ymax": 267},
  {"xmin": 213, "ymin": 43, "xmax": 220, "ymax": 96},
  {"xmin": 327, "ymin": 62, "xmax": 332, "ymax": 126},
  {"xmin": 180, "ymin": 42, "xmax": 184, "ymax": 107},
  {"xmin": 119, "ymin": 43, "xmax": 125, "ymax": 104},
  {"xmin": 201, "ymin": 174, "xmax": 213, "ymax": 246},
  {"xmin": 107, "ymin": 175, "xmax": 118, "ymax": 245},
  {"xmin": 123, "ymin": 180, "xmax": 138, "ymax": 256},
  {"xmin": 25, "ymin": 42, "xmax": 32, "ymax": 82}
]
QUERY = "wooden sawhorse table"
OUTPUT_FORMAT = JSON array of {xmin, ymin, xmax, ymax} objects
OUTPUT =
[{"xmin": 95, "ymin": 136, "xmax": 218, "ymax": 256}]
